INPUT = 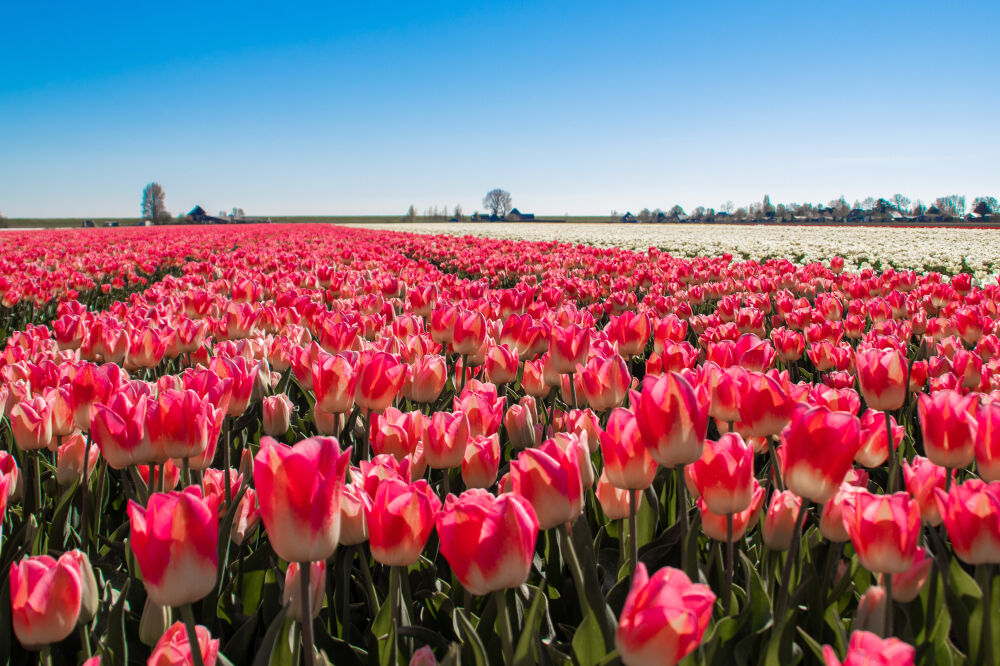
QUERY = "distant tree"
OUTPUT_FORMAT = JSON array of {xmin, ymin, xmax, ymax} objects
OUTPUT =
[
  {"xmin": 733, "ymin": 207, "xmax": 748, "ymax": 219},
  {"xmin": 653, "ymin": 208, "xmax": 664, "ymax": 220},
  {"xmin": 692, "ymin": 206, "xmax": 706, "ymax": 219},
  {"xmin": 911, "ymin": 199, "xmax": 925, "ymax": 215},
  {"xmin": 407, "ymin": 205, "xmax": 416, "ymax": 222},
  {"xmin": 972, "ymin": 196, "xmax": 998, "ymax": 217},
  {"xmin": 775, "ymin": 204, "xmax": 787, "ymax": 219},
  {"xmin": 483, "ymin": 189, "xmax": 512, "ymax": 218},
  {"xmin": 722, "ymin": 200, "xmax": 735, "ymax": 214},
  {"xmin": 762, "ymin": 195, "xmax": 775, "ymax": 214},
  {"xmin": 669, "ymin": 205, "xmax": 685, "ymax": 218},
  {"xmin": 142, "ymin": 182, "xmax": 170, "ymax": 224},
  {"xmin": 232, "ymin": 207, "xmax": 245, "ymax": 220},
  {"xmin": 891, "ymin": 194, "xmax": 911, "ymax": 214},
  {"xmin": 829, "ymin": 197, "xmax": 849, "ymax": 219},
  {"xmin": 705, "ymin": 207, "xmax": 715, "ymax": 218},
  {"xmin": 861, "ymin": 197, "xmax": 875, "ymax": 211},
  {"xmin": 638, "ymin": 208, "xmax": 652, "ymax": 223},
  {"xmin": 935, "ymin": 195, "xmax": 966, "ymax": 217},
  {"xmin": 610, "ymin": 210, "xmax": 620, "ymax": 221},
  {"xmin": 454, "ymin": 205, "xmax": 463, "ymax": 220},
  {"xmin": 0, "ymin": 210, "xmax": 6, "ymax": 229},
  {"xmin": 873, "ymin": 198, "xmax": 893, "ymax": 213}
]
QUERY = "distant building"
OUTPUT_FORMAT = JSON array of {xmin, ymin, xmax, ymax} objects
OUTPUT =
[
  {"xmin": 621, "ymin": 212, "xmax": 638, "ymax": 223},
  {"xmin": 506, "ymin": 208, "xmax": 535, "ymax": 221}
]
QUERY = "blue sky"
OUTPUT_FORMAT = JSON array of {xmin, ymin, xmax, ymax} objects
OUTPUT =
[{"xmin": 1, "ymin": 1, "xmax": 997, "ymax": 217}]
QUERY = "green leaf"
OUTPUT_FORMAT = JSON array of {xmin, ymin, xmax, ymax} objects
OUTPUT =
[
  {"xmin": 251, "ymin": 604, "xmax": 289, "ymax": 666},
  {"xmin": 47, "ymin": 480, "xmax": 78, "ymax": 549},
  {"xmin": 513, "ymin": 586, "xmax": 547, "ymax": 666},
  {"xmin": 572, "ymin": 609, "xmax": 609, "ymax": 666},
  {"xmin": 455, "ymin": 608, "xmax": 488, "ymax": 666},
  {"xmin": 0, "ymin": 575, "xmax": 12, "ymax": 666},
  {"xmin": 221, "ymin": 612, "xmax": 260, "ymax": 665},
  {"xmin": 795, "ymin": 626, "xmax": 825, "ymax": 662},
  {"xmin": 105, "ymin": 579, "xmax": 130, "ymax": 666}
]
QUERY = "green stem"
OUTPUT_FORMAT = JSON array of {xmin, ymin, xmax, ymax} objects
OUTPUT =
[
  {"xmin": 884, "ymin": 573, "xmax": 894, "ymax": 637},
  {"xmin": 768, "ymin": 436, "xmax": 784, "ymax": 491},
  {"xmin": 223, "ymin": 416, "xmax": 232, "ymax": 510},
  {"xmin": 389, "ymin": 565, "xmax": 401, "ymax": 663},
  {"xmin": 980, "ymin": 564, "xmax": 995, "ymax": 666},
  {"xmin": 300, "ymin": 562, "xmax": 315, "ymax": 666},
  {"xmin": 182, "ymin": 456, "xmax": 192, "ymax": 488},
  {"xmin": 179, "ymin": 603, "xmax": 206, "ymax": 666},
  {"xmin": 40, "ymin": 645, "xmax": 53, "ymax": 666},
  {"xmin": 80, "ymin": 438, "xmax": 92, "ymax": 553},
  {"xmin": 628, "ymin": 489, "xmax": 638, "ymax": 577},
  {"xmin": 568, "ymin": 372, "xmax": 578, "ymax": 409},
  {"xmin": 495, "ymin": 589, "xmax": 515, "ymax": 663},
  {"xmin": 886, "ymin": 410, "xmax": 898, "ymax": 493},
  {"xmin": 557, "ymin": 524, "xmax": 590, "ymax": 621},
  {"xmin": 676, "ymin": 466, "xmax": 690, "ymax": 575},
  {"xmin": 79, "ymin": 623, "xmax": 93, "ymax": 658},
  {"xmin": 32, "ymin": 450, "xmax": 41, "ymax": 514},
  {"xmin": 724, "ymin": 513, "xmax": 734, "ymax": 615},
  {"xmin": 459, "ymin": 354, "xmax": 468, "ymax": 395},
  {"xmin": 775, "ymin": 500, "xmax": 808, "ymax": 623}
]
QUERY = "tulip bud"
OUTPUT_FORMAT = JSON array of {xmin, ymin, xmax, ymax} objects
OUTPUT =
[
  {"xmin": 63, "ymin": 550, "xmax": 99, "ymax": 623},
  {"xmin": 283, "ymin": 561, "xmax": 326, "ymax": 622},
  {"xmin": 462, "ymin": 434, "xmax": 501, "ymax": 489},
  {"xmin": 56, "ymin": 432, "xmax": 99, "ymax": 487},
  {"xmin": 339, "ymin": 483, "xmax": 372, "ymax": 546},
  {"xmin": 854, "ymin": 585, "xmax": 887, "ymax": 636},
  {"xmin": 410, "ymin": 646, "xmax": 439, "ymax": 666},
  {"xmin": 139, "ymin": 597, "xmax": 172, "ymax": 647},
  {"xmin": 262, "ymin": 394, "xmax": 293, "ymax": 436},
  {"xmin": 889, "ymin": 547, "xmax": 933, "ymax": 603},
  {"xmin": 9, "ymin": 552, "xmax": 83, "ymax": 648},
  {"xmin": 763, "ymin": 491, "xmax": 803, "ymax": 551},
  {"xmin": 596, "ymin": 472, "xmax": 636, "ymax": 521}
]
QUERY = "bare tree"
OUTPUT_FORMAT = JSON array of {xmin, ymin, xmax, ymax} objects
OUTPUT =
[
  {"xmin": 733, "ymin": 207, "xmax": 748, "ymax": 219},
  {"xmin": 935, "ymin": 195, "xmax": 966, "ymax": 217},
  {"xmin": 406, "ymin": 205, "xmax": 416, "ymax": 222},
  {"xmin": 638, "ymin": 208, "xmax": 652, "ymax": 223},
  {"xmin": 722, "ymin": 200, "xmax": 735, "ymax": 214},
  {"xmin": 861, "ymin": 197, "xmax": 875, "ymax": 211},
  {"xmin": 610, "ymin": 210, "xmax": 620, "ymax": 221},
  {"xmin": 454, "ymin": 205, "xmax": 463, "ymax": 220},
  {"xmin": 232, "ymin": 207, "xmax": 245, "ymax": 220},
  {"xmin": 482, "ymin": 189, "xmax": 512, "ymax": 218},
  {"xmin": 891, "ymin": 194, "xmax": 910, "ymax": 214},
  {"xmin": 142, "ymin": 182, "xmax": 170, "ymax": 223},
  {"xmin": 669, "ymin": 205, "xmax": 685, "ymax": 218}
]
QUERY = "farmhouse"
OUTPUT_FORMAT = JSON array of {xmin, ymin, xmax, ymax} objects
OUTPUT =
[{"xmin": 506, "ymin": 208, "xmax": 536, "ymax": 221}]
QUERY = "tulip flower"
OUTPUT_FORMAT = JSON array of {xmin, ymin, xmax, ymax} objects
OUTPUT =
[
  {"xmin": 820, "ymin": 484, "xmax": 861, "ymax": 543},
  {"xmin": 230, "ymin": 488, "xmax": 260, "ymax": 546},
  {"xmin": 504, "ymin": 401, "xmax": 539, "ymax": 450},
  {"xmin": 855, "ymin": 348, "xmax": 907, "ymax": 411},
  {"xmin": 254, "ymin": 436, "xmax": 351, "ymax": 563},
  {"xmin": 10, "ymin": 395, "xmax": 54, "ymax": 452},
  {"xmin": 262, "ymin": 394, "xmax": 293, "ymax": 436},
  {"xmin": 367, "ymin": 478, "xmax": 441, "ymax": 567},
  {"xmin": 696, "ymin": 480, "xmax": 765, "ymax": 542},
  {"xmin": 484, "ymin": 343, "xmax": 519, "ymax": 385},
  {"xmin": 209, "ymin": 356, "xmax": 257, "ymax": 417},
  {"xmin": 933, "ymin": 479, "xmax": 1000, "ymax": 565},
  {"xmin": 404, "ymin": 355, "xmax": 447, "ymax": 404},
  {"xmin": 735, "ymin": 372, "xmax": 792, "ymax": 438},
  {"xmin": 371, "ymin": 407, "xmax": 421, "ymax": 460},
  {"xmin": 128, "ymin": 487, "xmax": 218, "ymax": 607},
  {"xmin": 339, "ymin": 483, "xmax": 372, "ymax": 546},
  {"xmin": 821, "ymin": 630, "xmax": 914, "ymax": 666},
  {"xmin": 842, "ymin": 490, "xmax": 920, "ymax": 574},
  {"xmin": 91, "ymin": 392, "xmax": 151, "ymax": 469},
  {"xmin": 633, "ymin": 372, "xmax": 709, "ymax": 468},
  {"xmin": 9, "ymin": 552, "xmax": 83, "ymax": 649},
  {"xmin": 312, "ymin": 352, "xmax": 357, "ymax": 414},
  {"xmin": 855, "ymin": 409, "xmax": 904, "ymax": 468},
  {"xmin": 889, "ymin": 547, "xmax": 932, "ymax": 603},
  {"xmin": 917, "ymin": 389, "xmax": 978, "ymax": 469},
  {"xmin": 615, "ymin": 563, "xmax": 716, "ymax": 666},
  {"xmin": 423, "ymin": 410, "xmax": 470, "ymax": 469},
  {"xmin": 780, "ymin": 406, "xmax": 861, "ymax": 504},
  {"xmin": 55, "ymin": 432, "xmax": 99, "ymax": 486},
  {"xmin": 436, "ymin": 489, "xmax": 539, "ymax": 595},
  {"xmin": 577, "ymin": 353, "xmax": 630, "ymax": 412},
  {"xmin": 355, "ymin": 351, "xmax": 407, "ymax": 413},
  {"xmin": 148, "ymin": 621, "xmax": 221, "ymax": 666},
  {"xmin": 902, "ymin": 456, "xmax": 948, "ymax": 526},
  {"xmin": 976, "ymin": 401, "xmax": 1000, "ymax": 482},
  {"xmin": 454, "ymin": 388, "xmax": 505, "ymax": 439},
  {"xmin": 283, "ymin": 561, "xmax": 326, "ymax": 621},
  {"xmin": 509, "ymin": 439, "xmax": 584, "ymax": 530},
  {"xmin": 686, "ymin": 433, "xmax": 755, "ymax": 515},
  {"xmin": 146, "ymin": 389, "xmax": 223, "ymax": 462},
  {"xmin": 548, "ymin": 324, "xmax": 590, "ymax": 376},
  {"xmin": 596, "ymin": 472, "xmax": 637, "ymax": 521},
  {"xmin": 600, "ymin": 408, "xmax": 657, "ymax": 490},
  {"xmin": 763, "ymin": 490, "xmax": 803, "ymax": 551},
  {"xmin": 462, "ymin": 433, "xmax": 501, "ymax": 488}
]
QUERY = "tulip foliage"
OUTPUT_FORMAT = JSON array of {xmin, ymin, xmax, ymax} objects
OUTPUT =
[{"xmin": 0, "ymin": 224, "xmax": 1000, "ymax": 666}]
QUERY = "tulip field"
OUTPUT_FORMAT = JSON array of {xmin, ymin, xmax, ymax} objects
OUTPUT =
[{"xmin": 2, "ymin": 223, "xmax": 1000, "ymax": 666}]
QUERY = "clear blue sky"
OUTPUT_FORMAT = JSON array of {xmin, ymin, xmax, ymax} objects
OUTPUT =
[{"xmin": 1, "ymin": 1, "xmax": 997, "ymax": 218}]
